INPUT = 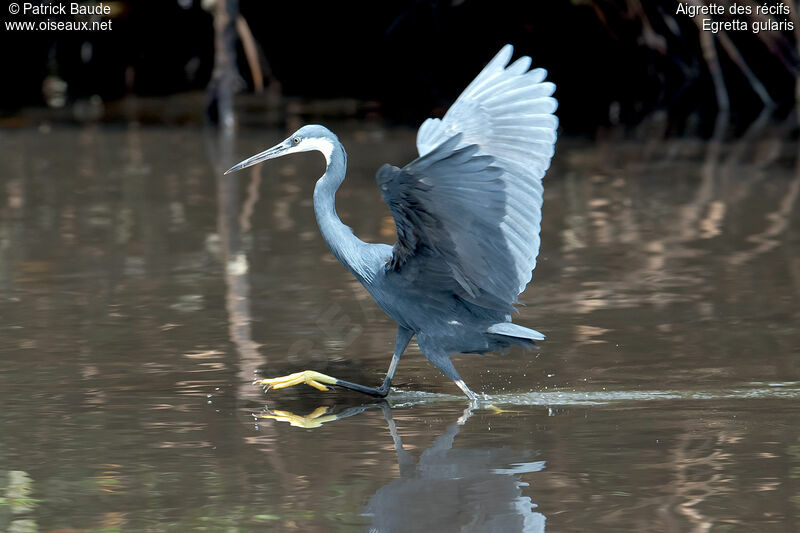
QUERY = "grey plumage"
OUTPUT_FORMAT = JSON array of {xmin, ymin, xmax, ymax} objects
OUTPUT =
[{"xmin": 226, "ymin": 45, "xmax": 558, "ymax": 400}]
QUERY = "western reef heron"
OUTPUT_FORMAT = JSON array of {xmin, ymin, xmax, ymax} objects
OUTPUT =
[{"xmin": 225, "ymin": 45, "xmax": 558, "ymax": 402}]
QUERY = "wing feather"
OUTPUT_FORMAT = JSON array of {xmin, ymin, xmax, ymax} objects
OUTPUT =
[{"xmin": 381, "ymin": 45, "xmax": 558, "ymax": 310}]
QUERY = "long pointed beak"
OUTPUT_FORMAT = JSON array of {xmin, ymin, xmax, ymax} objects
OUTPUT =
[{"xmin": 224, "ymin": 141, "xmax": 291, "ymax": 175}]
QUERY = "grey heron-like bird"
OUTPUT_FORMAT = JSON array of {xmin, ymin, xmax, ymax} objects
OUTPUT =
[{"xmin": 225, "ymin": 45, "xmax": 558, "ymax": 401}]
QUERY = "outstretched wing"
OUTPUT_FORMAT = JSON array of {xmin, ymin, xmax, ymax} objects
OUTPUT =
[{"xmin": 379, "ymin": 45, "xmax": 558, "ymax": 312}]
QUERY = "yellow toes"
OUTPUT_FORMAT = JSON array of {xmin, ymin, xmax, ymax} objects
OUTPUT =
[
  {"xmin": 306, "ymin": 406, "xmax": 332, "ymax": 418},
  {"xmin": 306, "ymin": 380, "xmax": 330, "ymax": 391},
  {"xmin": 259, "ymin": 371, "xmax": 305, "ymax": 386},
  {"xmin": 258, "ymin": 406, "xmax": 337, "ymax": 428},
  {"xmin": 257, "ymin": 370, "xmax": 338, "ymax": 392},
  {"xmin": 487, "ymin": 404, "xmax": 521, "ymax": 414},
  {"xmin": 269, "ymin": 376, "xmax": 305, "ymax": 390}
]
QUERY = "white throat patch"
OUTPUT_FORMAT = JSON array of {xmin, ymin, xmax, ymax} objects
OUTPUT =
[{"xmin": 300, "ymin": 137, "xmax": 335, "ymax": 164}]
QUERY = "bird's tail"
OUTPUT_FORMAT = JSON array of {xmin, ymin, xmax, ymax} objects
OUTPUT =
[{"xmin": 487, "ymin": 322, "xmax": 546, "ymax": 342}]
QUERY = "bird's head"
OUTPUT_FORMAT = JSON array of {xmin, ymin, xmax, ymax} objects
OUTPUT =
[{"xmin": 224, "ymin": 125, "xmax": 339, "ymax": 175}]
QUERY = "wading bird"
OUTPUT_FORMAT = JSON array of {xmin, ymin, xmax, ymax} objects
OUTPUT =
[{"xmin": 226, "ymin": 45, "xmax": 558, "ymax": 401}]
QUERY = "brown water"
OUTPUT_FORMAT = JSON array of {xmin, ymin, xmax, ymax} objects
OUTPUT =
[{"xmin": 1, "ymin": 124, "xmax": 799, "ymax": 532}]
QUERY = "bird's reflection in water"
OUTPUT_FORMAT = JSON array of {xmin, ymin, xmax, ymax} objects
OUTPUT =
[{"xmin": 258, "ymin": 402, "xmax": 546, "ymax": 532}]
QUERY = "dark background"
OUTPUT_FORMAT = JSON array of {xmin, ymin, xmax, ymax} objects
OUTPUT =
[{"xmin": 1, "ymin": 0, "xmax": 798, "ymax": 136}]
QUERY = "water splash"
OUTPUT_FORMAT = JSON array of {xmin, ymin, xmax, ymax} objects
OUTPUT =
[{"xmin": 386, "ymin": 382, "xmax": 800, "ymax": 407}]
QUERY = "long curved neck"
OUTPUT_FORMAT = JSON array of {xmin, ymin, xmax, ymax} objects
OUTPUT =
[{"xmin": 313, "ymin": 141, "xmax": 369, "ymax": 279}]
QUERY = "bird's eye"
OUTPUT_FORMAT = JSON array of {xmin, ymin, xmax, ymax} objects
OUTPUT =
[{"xmin": 293, "ymin": 137, "xmax": 301, "ymax": 145}]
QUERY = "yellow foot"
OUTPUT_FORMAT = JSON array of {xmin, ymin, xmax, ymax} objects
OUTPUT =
[
  {"xmin": 487, "ymin": 404, "xmax": 521, "ymax": 414},
  {"xmin": 258, "ymin": 406, "xmax": 338, "ymax": 428},
  {"xmin": 257, "ymin": 370, "xmax": 338, "ymax": 392}
]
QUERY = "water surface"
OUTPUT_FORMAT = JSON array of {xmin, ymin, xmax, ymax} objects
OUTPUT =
[{"xmin": 0, "ymin": 124, "xmax": 799, "ymax": 531}]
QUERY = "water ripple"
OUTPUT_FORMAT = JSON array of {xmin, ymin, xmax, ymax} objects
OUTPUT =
[{"xmin": 387, "ymin": 383, "xmax": 800, "ymax": 406}]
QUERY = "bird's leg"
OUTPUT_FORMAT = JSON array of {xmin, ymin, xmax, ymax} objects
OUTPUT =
[
  {"xmin": 257, "ymin": 326, "xmax": 414, "ymax": 397},
  {"xmin": 416, "ymin": 338, "xmax": 480, "ymax": 405},
  {"xmin": 376, "ymin": 402, "xmax": 417, "ymax": 476},
  {"xmin": 457, "ymin": 403, "xmax": 475, "ymax": 425},
  {"xmin": 455, "ymin": 379, "xmax": 480, "ymax": 412},
  {"xmin": 454, "ymin": 379, "xmax": 478, "ymax": 403}
]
